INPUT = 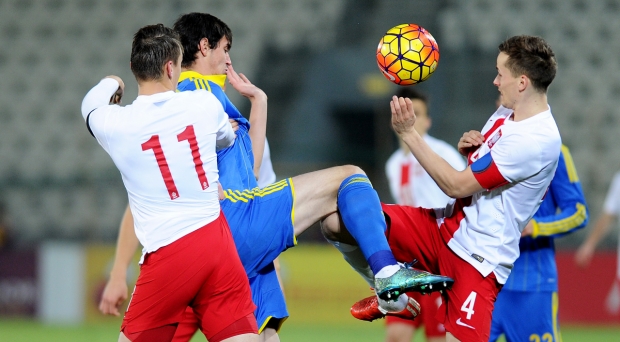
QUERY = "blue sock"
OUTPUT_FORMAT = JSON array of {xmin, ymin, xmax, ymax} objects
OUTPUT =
[{"xmin": 337, "ymin": 174, "xmax": 398, "ymax": 275}]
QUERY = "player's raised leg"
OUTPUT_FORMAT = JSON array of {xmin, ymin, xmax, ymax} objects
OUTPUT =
[{"xmin": 292, "ymin": 166, "xmax": 452, "ymax": 301}]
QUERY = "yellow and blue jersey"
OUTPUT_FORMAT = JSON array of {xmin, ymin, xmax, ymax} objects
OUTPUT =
[
  {"xmin": 177, "ymin": 71, "xmax": 289, "ymax": 331},
  {"xmin": 177, "ymin": 71, "xmax": 258, "ymax": 191},
  {"xmin": 504, "ymin": 145, "xmax": 588, "ymax": 292}
]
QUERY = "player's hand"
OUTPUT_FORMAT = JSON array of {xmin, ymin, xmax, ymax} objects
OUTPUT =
[
  {"xmin": 229, "ymin": 118, "xmax": 240, "ymax": 132},
  {"xmin": 575, "ymin": 242, "xmax": 595, "ymax": 268},
  {"xmin": 99, "ymin": 276, "xmax": 128, "ymax": 316},
  {"xmin": 391, "ymin": 96, "xmax": 416, "ymax": 136},
  {"xmin": 521, "ymin": 221, "xmax": 534, "ymax": 237},
  {"xmin": 457, "ymin": 130, "xmax": 484, "ymax": 156},
  {"xmin": 226, "ymin": 65, "xmax": 267, "ymax": 102},
  {"xmin": 105, "ymin": 75, "xmax": 125, "ymax": 105},
  {"xmin": 218, "ymin": 183, "xmax": 225, "ymax": 201}
]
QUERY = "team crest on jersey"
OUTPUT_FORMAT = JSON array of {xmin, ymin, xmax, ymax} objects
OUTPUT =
[{"xmin": 487, "ymin": 130, "xmax": 502, "ymax": 148}]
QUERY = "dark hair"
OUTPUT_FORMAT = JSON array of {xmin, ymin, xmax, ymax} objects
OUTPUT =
[
  {"xmin": 396, "ymin": 87, "xmax": 429, "ymax": 105},
  {"xmin": 498, "ymin": 35, "xmax": 557, "ymax": 93},
  {"xmin": 173, "ymin": 13, "xmax": 233, "ymax": 68},
  {"xmin": 130, "ymin": 24, "xmax": 182, "ymax": 82}
]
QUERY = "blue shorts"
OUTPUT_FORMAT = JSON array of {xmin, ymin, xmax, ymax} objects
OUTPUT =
[
  {"xmin": 490, "ymin": 290, "xmax": 560, "ymax": 342},
  {"xmin": 250, "ymin": 263, "xmax": 288, "ymax": 332},
  {"xmin": 221, "ymin": 179, "xmax": 295, "ymax": 331},
  {"xmin": 221, "ymin": 178, "xmax": 297, "ymax": 278}
]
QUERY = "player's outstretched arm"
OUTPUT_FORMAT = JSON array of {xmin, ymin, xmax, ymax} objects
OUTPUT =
[
  {"xmin": 99, "ymin": 205, "xmax": 140, "ymax": 316},
  {"xmin": 227, "ymin": 65, "xmax": 267, "ymax": 178},
  {"xmin": 391, "ymin": 96, "xmax": 483, "ymax": 198},
  {"xmin": 81, "ymin": 76, "xmax": 124, "ymax": 120},
  {"xmin": 575, "ymin": 212, "xmax": 615, "ymax": 268}
]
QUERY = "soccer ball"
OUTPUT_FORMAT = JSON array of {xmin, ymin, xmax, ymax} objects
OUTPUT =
[{"xmin": 376, "ymin": 24, "xmax": 440, "ymax": 86}]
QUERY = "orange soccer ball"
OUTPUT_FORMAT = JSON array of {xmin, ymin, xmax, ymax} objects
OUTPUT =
[{"xmin": 376, "ymin": 24, "xmax": 440, "ymax": 86}]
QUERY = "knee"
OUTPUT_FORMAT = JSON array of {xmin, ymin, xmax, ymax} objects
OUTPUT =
[
  {"xmin": 340, "ymin": 164, "xmax": 365, "ymax": 178},
  {"xmin": 320, "ymin": 213, "xmax": 357, "ymax": 245},
  {"xmin": 320, "ymin": 213, "xmax": 340, "ymax": 241}
]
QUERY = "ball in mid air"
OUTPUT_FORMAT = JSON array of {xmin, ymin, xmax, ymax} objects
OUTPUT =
[{"xmin": 376, "ymin": 24, "xmax": 439, "ymax": 86}]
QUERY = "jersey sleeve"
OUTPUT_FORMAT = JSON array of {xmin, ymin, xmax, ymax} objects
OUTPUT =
[
  {"xmin": 603, "ymin": 172, "xmax": 620, "ymax": 215},
  {"xmin": 81, "ymin": 78, "xmax": 120, "ymax": 140},
  {"xmin": 471, "ymin": 133, "xmax": 541, "ymax": 190},
  {"xmin": 81, "ymin": 78, "xmax": 121, "ymax": 151},
  {"xmin": 531, "ymin": 146, "xmax": 589, "ymax": 237},
  {"xmin": 81, "ymin": 78, "xmax": 119, "ymax": 120}
]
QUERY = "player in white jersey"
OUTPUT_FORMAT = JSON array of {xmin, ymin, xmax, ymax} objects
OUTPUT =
[
  {"xmin": 325, "ymin": 35, "xmax": 561, "ymax": 342},
  {"xmin": 383, "ymin": 88, "xmax": 465, "ymax": 342},
  {"xmin": 81, "ymin": 25, "xmax": 257, "ymax": 342},
  {"xmin": 576, "ymin": 170, "xmax": 620, "ymax": 314}
]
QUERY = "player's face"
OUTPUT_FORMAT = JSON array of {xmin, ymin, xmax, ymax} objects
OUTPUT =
[
  {"xmin": 493, "ymin": 52, "xmax": 519, "ymax": 109},
  {"xmin": 411, "ymin": 99, "xmax": 431, "ymax": 135},
  {"xmin": 205, "ymin": 37, "xmax": 231, "ymax": 76}
]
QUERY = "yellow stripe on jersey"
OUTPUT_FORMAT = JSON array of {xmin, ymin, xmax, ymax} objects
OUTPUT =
[
  {"xmin": 223, "ymin": 179, "xmax": 290, "ymax": 203},
  {"xmin": 178, "ymin": 71, "xmax": 227, "ymax": 88},
  {"xmin": 552, "ymin": 292, "xmax": 562, "ymax": 342},
  {"xmin": 561, "ymin": 145, "xmax": 579, "ymax": 183},
  {"xmin": 193, "ymin": 79, "xmax": 202, "ymax": 90},
  {"xmin": 290, "ymin": 178, "xmax": 297, "ymax": 245},
  {"xmin": 532, "ymin": 203, "xmax": 588, "ymax": 237},
  {"xmin": 201, "ymin": 79, "xmax": 211, "ymax": 92},
  {"xmin": 224, "ymin": 190, "xmax": 249, "ymax": 202}
]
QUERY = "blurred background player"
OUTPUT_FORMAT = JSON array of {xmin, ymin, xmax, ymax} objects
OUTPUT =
[
  {"xmin": 82, "ymin": 24, "xmax": 257, "ymax": 342},
  {"xmin": 490, "ymin": 143, "xmax": 588, "ymax": 341},
  {"xmin": 575, "ymin": 169, "xmax": 620, "ymax": 315},
  {"xmin": 384, "ymin": 88, "xmax": 465, "ymax": 342}
]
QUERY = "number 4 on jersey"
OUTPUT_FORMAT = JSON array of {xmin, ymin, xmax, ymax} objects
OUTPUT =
[
  {"xmin": 461, "ymin": 291, "xmax": 477, "ymax": 320},
  {"xmin": 141, "ymin": 125, "xmax": 209, "ymax": 200}
]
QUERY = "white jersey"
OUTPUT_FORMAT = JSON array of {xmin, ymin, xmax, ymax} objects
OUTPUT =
[
  {"xmin": 602, "ymin": 171, "xmax": 620, "ymax": 277},
  {"xmin": 81, "ymin": 78, "xmax": 235, "ymax": 253},
  {"xmin": 386, "ymin": 135, "xmax": 466, "ymax": 208},
  {"xmin": 446, "ymin": 105, "xmax": 561, "ymax": 284}
]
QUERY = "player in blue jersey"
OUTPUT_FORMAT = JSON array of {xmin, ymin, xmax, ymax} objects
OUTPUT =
[
  {"xmin": 99, "ymin": 17, "xmax": 450, "ymax": 342},
  {"xmin": 489, "ymin": 144, "xmax": 588, "ymax": 342}
]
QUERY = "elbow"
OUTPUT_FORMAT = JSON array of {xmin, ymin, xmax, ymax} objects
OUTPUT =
[
  {"xmin": 577, "ymin": 203, "xmax": 589, "ymax": 229},
  {"xmin": 443, "ymin": 179, "xmax": 471, "ymax": 199},
  {"xmin": 446, "ymin": 189, "xmax": 468, "ymax": 199}
]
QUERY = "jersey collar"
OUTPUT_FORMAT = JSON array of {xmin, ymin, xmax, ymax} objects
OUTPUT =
[{"xmin": 178, "ymin": 71, "xmax": 227, "ymax": 88}]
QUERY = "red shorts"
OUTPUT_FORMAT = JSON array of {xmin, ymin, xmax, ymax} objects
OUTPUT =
[
  {"xmin": 171, "ymin": 307, "xmax": 199, "ymax": 342},
  {"xmin": 386, "ymin": 291, "xmax": 445, "ymax": 337},
  {"xmin": 382, "ymin": 203, "xmax": 502, "ymax": 342},
  {"xmin": 121, "ymin": 214, "xmax": 257, "ymax": 341}
]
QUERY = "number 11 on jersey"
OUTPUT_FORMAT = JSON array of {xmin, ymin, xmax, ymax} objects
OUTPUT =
[{"xmin": 141, "ymin": 125, "xmax": 209, "ymax": 200}]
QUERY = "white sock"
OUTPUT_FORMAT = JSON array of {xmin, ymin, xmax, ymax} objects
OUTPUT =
[
  {"xmin": 378, "ymin": 293, "xmax": 408, "ymax": 312},
  {"xmin": 375, "ymin": 264, "xmax": 401, "ymax": 279},
  {"xmin": 325, "ymin": 239, "xmax": 374, "ymax": 287}
]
